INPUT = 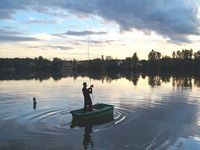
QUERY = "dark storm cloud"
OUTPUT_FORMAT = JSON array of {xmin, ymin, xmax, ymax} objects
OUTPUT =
[
  {"xmin": 0, "ymin": 0, "xmax": 199, "ymax": 43},
  {"xmin": 65, "ymin": 30, "xmax": 107, "ymax": 36}
]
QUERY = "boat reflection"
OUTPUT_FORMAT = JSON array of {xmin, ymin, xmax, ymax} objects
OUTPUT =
[{"xmin": 70, "ymin": 114, "xmax": 114, "ymax": 149}]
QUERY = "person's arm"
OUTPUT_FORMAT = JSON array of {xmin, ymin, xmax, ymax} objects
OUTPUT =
[{"xmin": 88, "ymin": 87, "xmax": 92, "ymax": 94}]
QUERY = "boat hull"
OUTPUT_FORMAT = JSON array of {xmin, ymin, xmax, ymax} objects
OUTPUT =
[{"xmin": 70, "ymin": 103, "xmax": 114, "ymax": 121}]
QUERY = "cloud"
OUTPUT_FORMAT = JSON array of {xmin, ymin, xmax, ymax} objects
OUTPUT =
[
  {"xmin": 0, "ymin": 34, "xmax": 39, "ymax": 42},
  {"xmin": 81, "ymin": 39, "xmax": 116, "ymax": 45},
  {"xmin": 67, "ymin": 39, "xmax": 116, "ymax": 47},
  {"xmin": 26, "ymin": 18, "xmax": 62, "ymax": 24},
  {"xmin": 47, "ymin": 45, "xmax": 73, "ymax": 50},
  {"xmin": 0, "ymin": 28, "xmax": 22, "ymax": 35},
  {"xmin": 60, "ymin": 0, "xmax": 200, "ymax": 43},
  {"xmin": 0, "ymin": 0, "xmax": 200, "ymax": 43},
  {"xmin": 90, "ymin": 39, "xmax": 115, "ymax": 44},
  {"xmin": 29, "ymin": 45, "xmax": 73, "ymax": 50},
  {"xmin": 89, "ymin": 39, "xmax": 117, "ymax": 47},
  {"xmin": 65, "ymin": 30, "xmax": 107, "ymax": 36},
  {"xmin": 0, "ymin": 28, "xmax": 39, "ymax": 42}
]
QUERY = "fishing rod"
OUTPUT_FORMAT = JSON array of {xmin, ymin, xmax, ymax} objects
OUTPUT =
[{"xmin": 87, "ymin": 34, "xmax": 95, "ymax": 103}]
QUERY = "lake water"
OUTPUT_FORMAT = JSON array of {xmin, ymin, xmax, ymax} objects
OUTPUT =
[{"xmin": 1, "ymin": 75, "xmax": 200, "ymax": 150}]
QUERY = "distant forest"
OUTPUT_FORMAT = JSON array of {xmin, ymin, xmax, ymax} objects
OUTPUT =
[{"xmin": 1, "ymin": 49, "xmax": 200, "ymax": 74}]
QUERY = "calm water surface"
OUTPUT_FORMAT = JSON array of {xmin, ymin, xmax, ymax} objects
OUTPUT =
[{"xmin": 1, "ymin": 76, "xmax": 200, "ymax": 150}]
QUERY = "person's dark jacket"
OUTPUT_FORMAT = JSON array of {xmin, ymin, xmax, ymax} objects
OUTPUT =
[{"xmin": 82, "ymin": 87, "xmax": 92, "ymax": 101}]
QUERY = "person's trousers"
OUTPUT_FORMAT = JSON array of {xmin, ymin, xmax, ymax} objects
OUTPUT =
[{"xmin": 84, "ymin": 99, "xmax": 92, "ymax": 111}]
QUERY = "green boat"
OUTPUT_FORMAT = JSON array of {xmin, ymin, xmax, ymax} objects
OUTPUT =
[{"xmin": 70, "ymin": 103, "xmax": 114, "ymax": 121}]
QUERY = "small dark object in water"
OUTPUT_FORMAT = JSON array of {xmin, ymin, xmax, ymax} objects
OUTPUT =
[
  {"xmin": 33, "ymin": 97, "xmax": 37, "ymax": 104},
  {"xmin": 33, "ymin": 97, "xmax": 37, "ymax": 110}
]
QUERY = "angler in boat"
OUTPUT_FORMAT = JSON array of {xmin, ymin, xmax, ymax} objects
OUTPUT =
[
  {"xmin": 70, "ymin": 83, "xmax": 114, "ymax": 123},
  {"xmin": 82, "ymin": 82, "xmax": 94, "ymax": 112}
]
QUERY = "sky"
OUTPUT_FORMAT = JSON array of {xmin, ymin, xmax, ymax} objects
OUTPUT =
[{"xmin": 0, "ymin": 0, "xmax": 200, "ymax": 60}]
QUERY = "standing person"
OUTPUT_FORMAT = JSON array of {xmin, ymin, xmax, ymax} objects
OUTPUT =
[{"xmin": 82, "ymin": 82, "xmax": 93, "ymax": 112}]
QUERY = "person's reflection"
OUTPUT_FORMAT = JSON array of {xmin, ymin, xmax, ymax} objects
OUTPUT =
[
  {"xmin": 70, "ymin": 115, "xmax": 113, "ymax": 149},
  {"xmin": 83, "ymin": 125, "xmax": 94, "ymax": 149},
  {"xmin": 33, "ymin": 97, "xmax": 37, "ymax": 110},
  {"xmin": 70, "ymin": 121, "xmax": 94, "ymax": 149}
]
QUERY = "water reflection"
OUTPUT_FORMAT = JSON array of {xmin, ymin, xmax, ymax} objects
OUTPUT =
[
  {"xmin": 83, "ymin": 125, "xmax": 94, "ymax": 149},
  {"xmin": 172, "ymin": 77, "xmax": 192, "ymax": 88},
  {"xmin": 1, "ymin": 72, "xmax": 200, "ymax": 149},
  {"xmin": 1, "ymin": 71, "xmax": 200, "ymax": 88},
  {"xmin": 194, "ymin": 78, "xmax": 200, "ymax": 87},
  {"xmin": 125, "ymin": 73, "xmax": 140, "ymax": 86},
  {"xmin": 71, "ymin": 122, "xmax": 94, "ymax": 149},
  {"xmin": 148, "ymin": 76, "xmax": 161, "ymax": 87},
  {"xmin": 100, "ymin": 92, "xmax": 200, "ymax": 149},
  {"xmin": 71, "ymin": 114, "xmax": 114, "ymax": 149},
  {"xmin": 168, "ymin": 137, "xmax": 200, "ymax": 149}
]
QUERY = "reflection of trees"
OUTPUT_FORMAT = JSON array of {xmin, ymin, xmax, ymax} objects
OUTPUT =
[
  {"xmin": 125, "ymin": 73, "xmax": 140, "ymax": 86},
  {"xmin": 148, "ymin": 76, "xmax": 161, "ymax": 87},
  {"xmin": 51, "ymin": 72, "xmax": 63, "ymax": 81},
  {"xmin": 141, "ymin": 73, "xmax": 146, "ymax": 79},
  {"xmin": 193, "ymin": 77, "xmax": 200, "ymax": 87},
  {"xmin": 132, "ymin": 76, "xmax": 139, "ymax": 86},
  {"xmin": 172, "ymin": 77, "xmax": 192, "ymax": 88},
  {"xmin": 36, "ymin": 72, "xmax": 51, "ymax": 82},
  {"xmin": 161, "ymin": 75, "xmax": 171, "ymax": 83},
  {"xmin": 1, "ymin": 70, "xmax": 200, "ymax": 89},
  {"xmin": 0, "ymin": 71, "xmax": 51, "ymax": 81},
  {"xmin": 105, "ymin": 73, "xmax": 121, "ymax": 83}
]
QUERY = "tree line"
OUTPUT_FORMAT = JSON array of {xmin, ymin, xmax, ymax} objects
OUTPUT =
[
  {"xmin": 1, "ymin": 49, "xmax": 200, "ymax": 73},
  {"xmin": 0, "ymin": 56, "xmax": 77, "ymax": 72},
  {"xmin": 78, "ymin": 49, "xmax": 200, "ymax": 73},
  {"xmin": 142, "ymin": 49, "xmax": 200, "ymax": 73}
]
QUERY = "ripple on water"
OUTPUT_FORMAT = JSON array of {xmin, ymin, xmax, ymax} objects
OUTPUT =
[
  {"xmin": 17, "ymin": 108, "xmax": 73, "ymax": 135},
  {"xmin": 3, "ymin": 106, "xmax": 127, "ymax": 136}
]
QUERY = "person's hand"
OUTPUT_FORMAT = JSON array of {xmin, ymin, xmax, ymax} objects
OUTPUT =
[{"xmin": 90, "ymin": 85, "xmax": 94, "ymax": 88}]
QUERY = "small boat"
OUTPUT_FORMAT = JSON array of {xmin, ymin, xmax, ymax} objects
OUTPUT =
[{"xmin": 70, "ymin": 103, "xmax": 114, "ymax": 121}]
